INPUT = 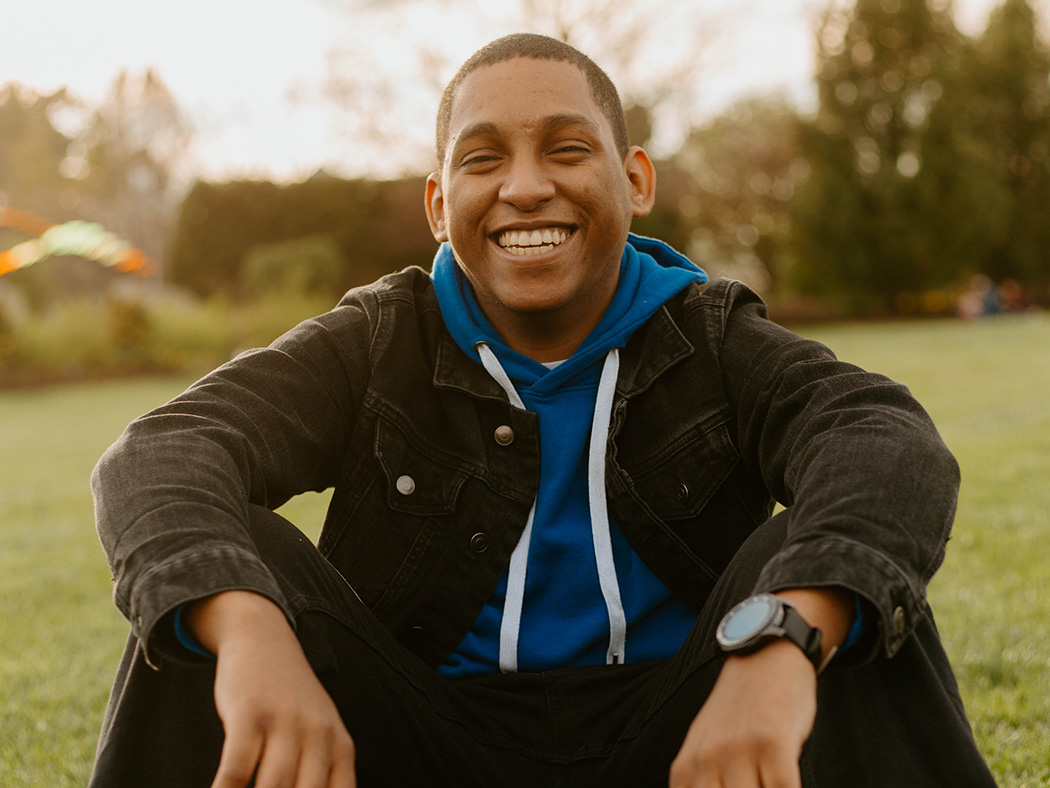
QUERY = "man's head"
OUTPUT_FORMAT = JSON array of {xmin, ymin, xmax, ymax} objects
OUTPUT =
[
  {"xmin": 435, "ymin": 33, "xmax": 630, "ymax": 167},
  {"xmin": 425, "ymin": 36, "xmax": 655, "ymax": 361}
]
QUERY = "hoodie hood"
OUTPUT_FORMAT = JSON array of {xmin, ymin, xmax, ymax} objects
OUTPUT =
[{"xmin": 431, "ymin": 233, "xmax": 707, "ymax": 388}]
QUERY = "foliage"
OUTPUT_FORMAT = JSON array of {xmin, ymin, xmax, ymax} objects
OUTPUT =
[
  {"xmin": 74, "ymin": 69, "xmax": 192, "ymax": 266},
  {"xmin": 242, "ymin": 234, "xmax": 348, "ymax": 299},
  {"xmin": 0, "ymin": 290, "xmax": 334, "ymax": 389},
  {"xmin": 636, "ymin": 98, "xmax": 806, "ymax": 294},
  {"xmin": 967, "ymin": 0, "xmax": 1050, "ymax": 288},
  {"xmin": 0, "ymin": 85, "xmax": 79, "ymax": 219},
  {"xmin": 0, "ymin": 71, "xmax": 190, "ymax": 296},
  {"xmin": 167, "ymin": 175, "xmax": 435, "ymax": 298},
  {"xmin": 789, "ymin": 0, "xmax": 987, "ymax": 310}
]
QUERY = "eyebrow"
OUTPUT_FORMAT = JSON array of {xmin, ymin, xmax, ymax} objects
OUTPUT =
[{"xmin": 454, "ymin": 114, "xmax": 603, "ymax": 147}]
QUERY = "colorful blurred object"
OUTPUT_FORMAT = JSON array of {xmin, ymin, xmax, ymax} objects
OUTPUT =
[{"xmin": 0, "ymin": 207, "xmax": 151, "ymax": 277}]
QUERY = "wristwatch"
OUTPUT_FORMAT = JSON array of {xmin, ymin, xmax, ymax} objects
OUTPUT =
[{"xmin": 716, "ymin": 593, "xmax": 830, "ymax": 674}]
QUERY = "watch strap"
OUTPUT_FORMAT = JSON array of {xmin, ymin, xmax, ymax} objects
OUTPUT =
[{"xmin": 779, "ymin": 603, "xmax": 826, "ymax": 673}]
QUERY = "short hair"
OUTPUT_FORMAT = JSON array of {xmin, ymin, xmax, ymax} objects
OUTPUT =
[{"xmin": 435, "ymin": 33, "xmax": 630, "ymax": 166}]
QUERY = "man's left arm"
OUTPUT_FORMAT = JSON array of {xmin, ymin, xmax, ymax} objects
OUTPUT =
[
  {"xmin": 667, "ymin": 281, "xmax": 961, "ymax": 786},
  {"xmin": 669, "ymin": 587, "xmax": 852, "ymax": 788}
]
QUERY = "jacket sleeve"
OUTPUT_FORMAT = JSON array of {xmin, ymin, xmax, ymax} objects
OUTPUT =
[
  {"xmin": 91, "ymin": 297, "xmax": 375, "ymax": 666},
  {"xmin": 710, "ymin": 279, "xmax": 959, "ymax": 660}
]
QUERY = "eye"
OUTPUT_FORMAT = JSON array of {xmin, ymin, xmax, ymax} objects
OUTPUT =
[
  {"xmin": 459, "ymin": 152, "xmax": 502, "ymax": 171},
  {"xmin": 550, "ymin": 143, "xmax": 590, "ymax": 158}
]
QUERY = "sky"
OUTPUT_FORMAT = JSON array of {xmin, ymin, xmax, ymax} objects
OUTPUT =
[{"xmin": 1, "ymin": 0, "xmax": 1016, "ymax": 182}]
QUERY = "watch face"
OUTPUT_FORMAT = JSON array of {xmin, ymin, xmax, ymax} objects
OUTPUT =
[{"xmin": 718, "ymin": 595, "xmax": 777, "ymax": 647}]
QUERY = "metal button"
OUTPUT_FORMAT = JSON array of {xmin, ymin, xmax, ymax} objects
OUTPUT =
[
  {"xmin": 395, "ymin": 475, "xmax": 416, "ymax": 495},
  {"xmin": 676, "ymin": 482, "xmax": 690, "ymax": 503},
  {"xmin": 494, "ymin": 425, "xmax": 515, "ymax": 446},
  {"xmin": 470, "ymin": 532, "xmax": 490, "ymax": 553},
  {"xmin": 893, "ymin": 605, "xmax": 907, "ymax": 634}
]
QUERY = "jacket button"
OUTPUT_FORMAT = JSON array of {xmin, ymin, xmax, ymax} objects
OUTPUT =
[
  {"xmin": 676, "ymin": 482, "xmax": 690, "ymax": 503},
  {"xmin": 470, "ymin": 532, "xmax": 490, "ymax": 553},
  {"xmin": 893, "ymin": 606, "xmax": 907, "ymax": 634},
  {"xmin": 396, "ymin": 475, "xmax": 416, "ymax": 495},
  {"xmin": 494, "ymin": 425, "xmax": 515, "ymax": 446}
]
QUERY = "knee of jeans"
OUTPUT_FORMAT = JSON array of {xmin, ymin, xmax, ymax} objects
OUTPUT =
[
  {"xmin": 707, "ymin": 508, "xmax": 792, "ymax": 607},
  {"xmin": 244, "ymin": 504, "xmax": 333, "ymax": 597}
]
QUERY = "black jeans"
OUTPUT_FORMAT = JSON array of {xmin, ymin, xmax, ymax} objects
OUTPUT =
[{"xmin": 90, "ymin": 507, "xmax": 996, "ymax": 787}]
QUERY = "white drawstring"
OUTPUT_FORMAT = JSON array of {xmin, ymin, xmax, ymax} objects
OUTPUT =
[
  {"xmin": 588, "ymin": 348, "xmax": 626, "ymax": 663},
  {"xmin": 476, "ymin": 342, "xmax": 625, "ymax": 672}
]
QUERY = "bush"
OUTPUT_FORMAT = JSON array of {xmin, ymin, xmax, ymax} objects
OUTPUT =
[{"xmin": 242, "ymin": 234, "xmax": 347, "ymax": 300}]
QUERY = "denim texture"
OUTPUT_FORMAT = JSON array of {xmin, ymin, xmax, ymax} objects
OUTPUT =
[
  {"xmin": 89, "ymin": 507, "xmax": 995, "ymax": 788},
  {"xmin": 92, "ymin": 270, "xmax": 960, "ymax": 670}
]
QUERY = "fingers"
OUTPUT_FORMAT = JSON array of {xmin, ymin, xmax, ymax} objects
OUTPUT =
[
  {"xmin": 211, "ymin": 715, "xmax": 356, "ymax": 788},
  {"xmin": 668, "ymin": 643, "xmax": 815, "ymax": 788},
  {"xmin": 293, "ymin": 726, "xmax": 356, "ymax": 788},
  {"xmin": 210, "ymin": 720, "xmax": 264, "ymax": 788},
  {"xmin": 669, "ymin": 741, "xmax": 801, "ymax": 788}
]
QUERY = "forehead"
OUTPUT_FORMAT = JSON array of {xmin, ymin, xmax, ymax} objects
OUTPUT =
[{"xmin": 446, "ymin": 58, "xmax": 609, "ymax": 147}]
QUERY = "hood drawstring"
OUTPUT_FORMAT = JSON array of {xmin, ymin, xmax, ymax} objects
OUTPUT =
[{"xmin": 476, "ymin": 342, "xmax": 626, "ymax": 672}]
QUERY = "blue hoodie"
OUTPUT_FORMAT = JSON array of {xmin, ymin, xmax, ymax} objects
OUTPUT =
[{"xmin": 432, "ymin": 234, "xmax": 708, "ymax": 678}]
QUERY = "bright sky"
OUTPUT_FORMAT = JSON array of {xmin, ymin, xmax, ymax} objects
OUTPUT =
[{"xmin": 1, "ymin": 0, "xmax": 1013, "ymax": 182}]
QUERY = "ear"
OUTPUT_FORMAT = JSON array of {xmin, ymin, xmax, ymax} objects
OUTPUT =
[
  {"xmin": 425, "ymin": 173, "xmax": 448, "ymax": 242},
  {"xmin": 624, "ymin": 146, "xmax": 656, "ymax": 218}
]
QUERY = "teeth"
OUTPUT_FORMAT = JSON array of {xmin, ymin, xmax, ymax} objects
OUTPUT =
[{"xmin": 497, "ymin": 227, "xmax": 570, "ymax": 254}]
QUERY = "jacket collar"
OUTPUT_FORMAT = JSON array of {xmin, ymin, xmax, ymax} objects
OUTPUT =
[{"xmin": 431, "ymin": 291, "xmax": 696, "ymax": 403}]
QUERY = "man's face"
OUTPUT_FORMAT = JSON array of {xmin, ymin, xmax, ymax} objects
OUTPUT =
[{"xmin": 426, "ymin": 57, "xmax": 654, "ymax": 349}]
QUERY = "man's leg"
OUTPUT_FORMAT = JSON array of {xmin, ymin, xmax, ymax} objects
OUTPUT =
[
  {"xmin": 89, "ymin": 506, "xmax": 553, "ymax": 788},
  {"xmin": 579, "ymin": 510, "xmax": 996, "ymax": 787}
]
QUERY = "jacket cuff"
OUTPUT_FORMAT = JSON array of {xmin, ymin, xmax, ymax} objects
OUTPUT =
[
  {"xmin": 126, "ymin": 544, "xmax": 292, "ymax": 668},
  {"xmin": 753, "ymin": 536, "xmax": 924, "ymax": 661}
]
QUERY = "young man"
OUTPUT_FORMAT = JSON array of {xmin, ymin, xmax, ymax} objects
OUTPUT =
[{"xmin": 90, "ymin": 34, "xmax": 996, "ymax": 788}]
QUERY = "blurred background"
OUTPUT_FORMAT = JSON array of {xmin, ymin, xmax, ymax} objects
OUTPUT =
[
  {"xmin": 2, "ymin": 1, "xmax": 1049, "ymax": 786},
  {"xmin": 2, "ymin": 0, "xmax": 1049, "ymax": 384}
]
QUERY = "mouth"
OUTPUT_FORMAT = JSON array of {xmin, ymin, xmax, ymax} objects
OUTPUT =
[{"xmin": 495, "ymin": 227, "xmax": 574, "ymax": 257}]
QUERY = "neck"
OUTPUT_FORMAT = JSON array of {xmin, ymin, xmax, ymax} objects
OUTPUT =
[{"xmin": 491, "ymin": 308, "xmax": 602, "ymax": 363}]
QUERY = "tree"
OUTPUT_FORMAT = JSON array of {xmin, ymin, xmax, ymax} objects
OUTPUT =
[
  {"xmin": 636, "ymin": 98, "xmax": 807, "ymax": 295},
  {"xmin": 76, "ymin": 69, "xmax": 193, "ymax": 275},
  {"xmin": 790, "ymin": 0, "xmax": 991, "ymax": 311},
  {"xmin": 968, "ymin": 0, "xmax": 1050, "ymax": 290},
  {"xmin": 0, "ymin": 84, "xmax": 79, "ymax": 219}
]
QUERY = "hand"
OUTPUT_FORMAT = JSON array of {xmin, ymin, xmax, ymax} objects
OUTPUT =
[
  {"xmin": 668, "ymin": 587, "xmax": 854, "ymax": 788},
  {"xmin": 669, "ymin": 640, "xmax": 816, "ymax": 788},
  {"xmin": 188, "ymin": 591, "xmax": 357, "ymax": 788}
]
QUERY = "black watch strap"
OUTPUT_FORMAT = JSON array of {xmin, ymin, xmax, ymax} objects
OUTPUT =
[{"xmin": 780, "ymin": 603, "xmax": 825, "ymax": 673}]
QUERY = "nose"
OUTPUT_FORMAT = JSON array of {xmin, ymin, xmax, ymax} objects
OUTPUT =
[{"xmin": 498, "ymin": 155, "xmax": 555, "ymax": 211}]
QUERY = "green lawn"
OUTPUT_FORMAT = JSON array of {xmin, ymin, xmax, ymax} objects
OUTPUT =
[{"xmin": 1, "ymin": 314, "xmax": 1047, "ymax": 786}]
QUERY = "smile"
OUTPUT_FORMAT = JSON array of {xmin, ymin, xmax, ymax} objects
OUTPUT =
[{"xmin": 496, "ymin": 227, "xmax": 573, "ymax": 257}]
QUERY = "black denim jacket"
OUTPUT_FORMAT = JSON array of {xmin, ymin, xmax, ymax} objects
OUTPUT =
[{"xmin": 92, "ymin": 270, "xmax": 959, "ymax": 669}]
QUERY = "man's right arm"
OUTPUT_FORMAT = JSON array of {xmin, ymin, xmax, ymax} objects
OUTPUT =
[
  {"xmin": 186, "ymin": 591, "xmax": 356, "ymax": 788},
  {"xmin": 92, "ymin": 300, "xmax": 373, "ymax": 666}
]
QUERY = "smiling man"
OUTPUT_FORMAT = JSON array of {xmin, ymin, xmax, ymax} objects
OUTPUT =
[{"xmin": 90, "ymin": 34, "xmax": 995, "ymax": 788}]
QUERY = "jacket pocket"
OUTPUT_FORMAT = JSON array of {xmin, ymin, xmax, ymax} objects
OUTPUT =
[
  {"xmin": 375, "ymin": 418, "xmax": 468, "ymax": 516},
  {"xmin": 625, "ymin": 417, "xmax": 739, "ymax": 522},
  {"xmin": 324, "ymin": 417, "xmax": 470, "ymax": 614}
]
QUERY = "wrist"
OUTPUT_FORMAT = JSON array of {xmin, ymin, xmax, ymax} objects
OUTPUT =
[
  {"xmin": 775, "ymin": 587, "xmax": 854, "ymax": 661},
  {"xmin": 717, "ymin": 593, "xmax": 825, "ymax": 672},
  {"xmin": 186, "ymin": 590, "xmax": 290, "ymax": 654}
]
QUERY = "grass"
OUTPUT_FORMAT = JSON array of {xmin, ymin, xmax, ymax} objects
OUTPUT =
[{"xmin": 0, "ymin": 313, "xmax": 1047, "ymax": 786}]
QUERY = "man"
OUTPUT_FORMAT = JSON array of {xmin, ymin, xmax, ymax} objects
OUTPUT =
[{"xmin": 90, "ymin": 34, "xmax": 996, "ymax": 787}]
